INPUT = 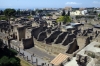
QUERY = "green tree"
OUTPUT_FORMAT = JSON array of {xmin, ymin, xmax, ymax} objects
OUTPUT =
[
  {"xmin": 62, "ymin": 9, "xmax": 66, "ymax": 16},
  {"xmin": 0, "ymin": 16, "xmax": 7, "ymax": 20},
  {"xmin": 93, "ymin": 11, "xmax": 97, "ymax": 15},
  {"xmin": 46, "ymin": 13, "xmax": 52, "ymax": 16},
  {"xmin": 57, "ymin": 16, "xmax": 65, "ymax": 22},
  {"xmin": 0, "ymin": 56, "xmax": 9, "ymax": 65},
  {"xmin": 0, "ymin": 46, "xmax": 20, "ymax": 66},
  {"xmin": 16, "ymin": 9, "xmax": 20, "ymax": 16},
  {"xmin": 0, "ymin": 10, "xmax": 4, "ymax": 15},
  {"xmin": 57, "ymin": 9, "xmax": 71, "ymax": 23},
  {"xmin": 0, "ymin": 39, "xmax": 3, "ymax": 48},
  {"xmin": 9, "ymin": 57, "xmax": 20, "ymax": 66},
  {"xmin": 28, "ymin": 15, "xmax": 32, "ymax": 19},
  {"xmin": 38, "ymin": 10, "xmax": 43, "ymax": 13},
  {"xmin": 32, "ymin": 10, "xmax": 35, "ymax": 15},
  {"xmin": 4, "ymin": 8, "xmax": 16, "ymax": 24},
  {"xmin": 35, "ymin": 9, "xmax": 43, "ymax": 14},
  {"xmin": 0, "ymin": 56, "xmax": 20, "ymax": 66},
  {"xmin": 67, "ymin": 11, "xmax": 70, "ymax": 16},
  {"xmin": 98, "ymin": 14, "xmax": 100, "ymax": 17},
  {"xmin": 57, "ymin": 15, "xmax": 71, "ymax": 23}
]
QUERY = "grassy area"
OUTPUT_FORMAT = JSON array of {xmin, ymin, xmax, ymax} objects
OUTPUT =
[{"xmin": 18, "ymin": 57, "xmax": 32, "ymax": 66}]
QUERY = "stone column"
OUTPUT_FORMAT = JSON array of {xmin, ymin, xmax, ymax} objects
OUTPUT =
[
  {"xmin": 31, "ymin": 55, "xmax": 33, "ymax": 64},
  {"xmin": 8, "ymin": 39, "xmax": 11, "ymax": 49},
  {"xmin": 27, "ymin": 56, "xmax": 28, "ymax": 61},
  {"xmin": 19, "ymin": 47, "xmax": 20, "ymax": 53},
  {"xmin": 41, "ymin": 63, "xmax": 44, "ymax": 66},
  {"xmin": 36, "ymin": 58, "xmax": 38, "ymax": 66},
  {"xmin": 15, "ymin": 46, "xmax": 16, "ymax": 50},
  {"xmin": 52, "ymin": 64, "xmax": 54, "ymax": 66},
  {"xmin": 44, "ymin": 63, "xmax": 46, "ymax": 66},
  {"xmin": 23, "ymin": 52, "xmax": 24, "ymax": 58}
]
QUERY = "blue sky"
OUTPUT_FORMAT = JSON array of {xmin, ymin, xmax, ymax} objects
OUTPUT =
[{"xmin": 0, "ymin": 0, "xmax": 100, "ymax": 9}]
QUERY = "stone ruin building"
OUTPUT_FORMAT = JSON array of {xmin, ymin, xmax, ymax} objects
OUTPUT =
[
  {"xmin": 0, "ymin": 16, "xmax": 100, "ymax": 66},
  {"xmin": 0, "ymin": 20, "xmax": 34, "ymax": 50},
  {"xmin": 30, "ymin": 19, "xmax": 100, "ymax": 56}
]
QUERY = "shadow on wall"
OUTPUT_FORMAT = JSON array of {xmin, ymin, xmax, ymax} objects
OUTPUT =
[
  {"xmin": 31, "ymin": 26, "xmax": 47, "ymax": 39},
  {"xmin": 66, "ymin": 39, "xmax": 79, "ymax": 54},
  {"xmin": 22, "ymin": 37, "xmax": 34, "ymax": 49},
  {"xmin": 17, "ymin": 27, "xmax": 26, "ymax": 41},
  {"xmin": 45, "ymin": 31, "xmax": 62, "ymax": 44},
  {"xmin": 37, "ymin": 31, "xmax": 47, "ymax": 41}
]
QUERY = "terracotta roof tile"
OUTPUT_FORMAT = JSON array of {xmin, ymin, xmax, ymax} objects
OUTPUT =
[{"xmin": 50, "ymin": 53, "xmax": 68, "ymax": 66}]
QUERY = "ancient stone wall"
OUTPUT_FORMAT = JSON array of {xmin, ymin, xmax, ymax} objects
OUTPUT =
[
  {"xmin": 85, "ymin": 37, "xmax": 90, "ymax": 46},
  {"xmin": 45, "ymin": 31, "xmax": 62, "ymax": 44},
  {"xmin": 76, "ymin": 54, "xmax": 91, "ymax": 66},
  {"xmin": 31, "ymin": 26, "xmax": 47, "ymax": 39},
  {"xmin": 34, "ymin": 38, "xmax": 78, "ymax": 56},
  {"xmin": 77, "ymin": 36, "xmax": 87, "ymax": 49},
  {"xmin": 34, "ymin": 40, "xmax": 67, "ymax": 56},
  {"xmin": 17, "ymin": 27, "xmax": 26, "ymax": 41},
  {"xmin": 3, "ymin": 39, "xmax": 8, "ymax": 46},
  {"xmin": 22, "ymin": 37, "xmax": 34, "ymax": 49},
  {"xmin": 25, "ymin": 28, "xmax": 31, "ymax": 39},
  {"xmin": 66, "ymin": 38, "xmax": 79, "ymax": 54},
  {"xmin": 62, "ymin": 34, "xmax": 76, "ymax": 46},
  {"xmin": 54, "ymin": 32, "xmax": 68, "ymax": 44},
  {"xmin": 32, "ymin": 22, "xmax": 39, "ymax": 27},
  {"xmin": 13, "ymin": 26, "xmax": 19, "ymax": 39},
  {"xmin": 37, "ymin": 31, "xmax": 47, "ymax": 41}
]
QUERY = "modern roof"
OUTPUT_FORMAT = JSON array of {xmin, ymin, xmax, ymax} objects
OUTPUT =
[
  {"xmin": 50, "ymin": 53, "xmax": 68, "ymax": 66},
  {"xmin": 70, "ymin": 23, "xmax": 81, "ymax": 26},
  {"xmin": 94, "ymin": 24, "xmax": 100, "ymax": 28},
  {"xmin": 62, "ymin": 25, "xmax": 74, "ymax": 29},
  {"xmin": 66, "ymin": 26, "xmax": 74, "ymax": 29}
]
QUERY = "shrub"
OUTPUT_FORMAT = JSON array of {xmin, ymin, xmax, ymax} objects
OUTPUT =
[
  {"xmin": 9, "ymin": 49, "xmax": 18, "ymax": 56},
  {"xmin": 87, "ymin": 53, "xmax": 95, "ymax": 58},
  {"xmin": 0, "ymin": 56, "xmax": 9, "ymax": 66},
  {"xmin": 0, "ymin": 56, "xmax": 21, "ymax": 66}
]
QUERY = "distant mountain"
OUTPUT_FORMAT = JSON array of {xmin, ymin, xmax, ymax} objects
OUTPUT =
[{"xmin": 0, "ymin": 8, "xmax": 34, "ymax": 11}]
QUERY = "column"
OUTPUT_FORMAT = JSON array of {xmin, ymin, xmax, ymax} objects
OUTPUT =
[
  {"xmin": 31, "ymin": 55, "xmax": 33, "ymax": 64},
  {"xmin": 36, "ymin": 58, "xmax": 38, "ymax": 66}
]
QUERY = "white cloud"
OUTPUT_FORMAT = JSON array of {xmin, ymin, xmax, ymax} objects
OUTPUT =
[
  {"xmin": 93, "ymin": 1, "xmax": 100, "ymax": 4},
  {"xmin": 65, "ymin": 2, "xmax": 82, "ymax": 5}
]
